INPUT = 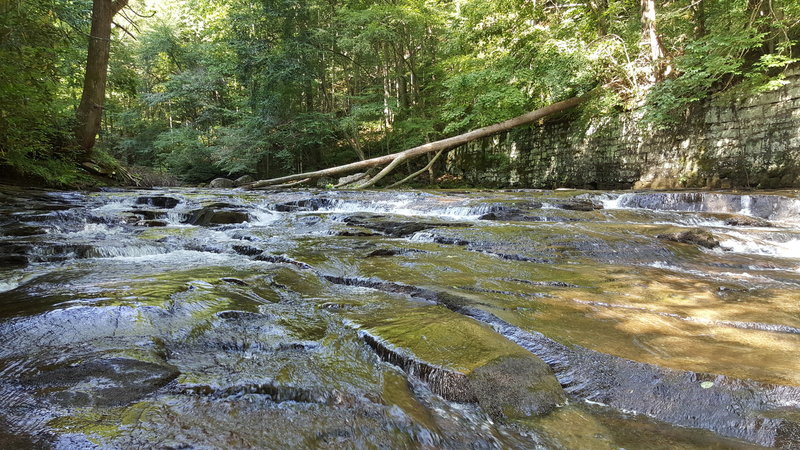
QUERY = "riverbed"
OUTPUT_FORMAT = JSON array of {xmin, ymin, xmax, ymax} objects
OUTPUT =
[{"xmin": 1, "ymin": 186, "xmax": 799, "ymax": 448}]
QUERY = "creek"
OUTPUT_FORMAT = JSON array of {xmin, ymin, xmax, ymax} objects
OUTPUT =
[{"xmin": 1, "ymin": 186, "xmax": 799, "ymax": 449}]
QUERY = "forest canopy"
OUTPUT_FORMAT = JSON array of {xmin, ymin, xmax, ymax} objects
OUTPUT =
[{"xmin": 1, "ymin": 0, "xmax": 798, "ymax": 186}]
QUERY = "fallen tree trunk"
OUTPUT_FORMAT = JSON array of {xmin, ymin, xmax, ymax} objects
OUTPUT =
[{"xmin": 245, "ymin": 94, "xmax": 589, "ymax": 190}]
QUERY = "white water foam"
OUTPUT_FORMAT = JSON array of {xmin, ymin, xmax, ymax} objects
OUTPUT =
[
  {"xmin": 304, "ymin": 198, "xmax": 486, "ymax": 221},
  {"xmin": 0, "ymin": 280, "xmax": 20, "ymax": 294},
  {"xmin": 247, "ymin": 208, "xmax": 280, "ymax": 226},
  {"xmin": 718, "ymin": 233, "xmax": 800, "ymax": 259},
  {"xmin": 105, "ymin": 249, "xmax": 237, "ymax": 264},
  {"xmin": 88, "ymin": 244, "xmax": 168, "ymax": 258},
  {"xmin": 645, "ymin": 261, "xmax": 778, "ymax": 282}
]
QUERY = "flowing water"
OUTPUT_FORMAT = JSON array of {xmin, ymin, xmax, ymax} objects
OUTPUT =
[{"xmin": 1, "ymin": 185, "xmax": 799, "ymax": 449}]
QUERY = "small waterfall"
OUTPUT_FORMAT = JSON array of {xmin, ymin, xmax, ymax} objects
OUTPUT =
[
  {"xmin": 269, "ymin": 194, "xmax": 491, "ymax": 220},
  {"xmin": 86, "ymin": 244, "xmax": 168, "ymax": 259},
  {"xmin": 247, "ymin": 207, "xmax": 280, "ymax": 226},
  {"xmin": 606, "ymin": 192, "xmax": 800, "ymax": 223}
]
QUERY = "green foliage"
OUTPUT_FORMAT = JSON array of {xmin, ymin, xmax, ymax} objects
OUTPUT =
[
  {"xmin": 645, "ymin": 26, "xmax": 761, "ymax": 124},
  {"xmin": 3, "ymin": 0, "xmax": 798, "ymax": 185},
  {"xmin": 644, "ymin": 0, "xmax": 799, "ymax": 127},
  {"xmin": 0, "ymin": 0, "xmax": 87, "ymax": 184},
  {"xmin": 153, "ymin": 128, "xmax": 220, "ymax": 183}
]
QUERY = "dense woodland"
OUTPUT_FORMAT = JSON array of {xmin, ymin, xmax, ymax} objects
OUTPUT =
[{"xmin": 1, "ymin": 0, "xmax": 798, "ymax": 186}]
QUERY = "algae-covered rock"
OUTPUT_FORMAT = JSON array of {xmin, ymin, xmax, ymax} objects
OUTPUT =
[
  {"xmin": 469, "ymin": 356, "xmax": 564, "ymax": 419},
  {"xmin": 657, "ymin": 229, "xmax": 720, "ymax": 249},
  {"xmin": 723, "ymin": 215, "xmax": 772, "ymax": 227},
  {"xmin": 348, "ymin": 305, "xmax": 564, "ymax": 418},
  {"xmin": 556, "ymin": 199, "xmax": 603, "ymax": 211}
]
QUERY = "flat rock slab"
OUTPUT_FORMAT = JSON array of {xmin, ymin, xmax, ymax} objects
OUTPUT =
[{"xmin": 347, "ymin": 304, "xmax": 564, "ymax": 420}]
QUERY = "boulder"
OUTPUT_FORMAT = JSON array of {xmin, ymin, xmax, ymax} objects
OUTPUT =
[
  {"xmin": 724, "ymin": 215, "xmax": 772, "ymax": 227},
  {"xmin": 235, "ymin": 175, "xmax": 255, "ymax": 186},
  {"xmin": 337, "ymin": 173, "xmax": 369, "ymax": 187},
  {"xmin": 556, "ymin": 199, "xmax": 603, "ymax": 211},
  {"xmin": 184, "ymin": 207, "xmax": 250, "ymax": 226},
  {"xmin": 657, "ymin": 229, "xmax": 720, "ymax": 249},
  {"xmin": 343, "ymin": 215, "xmax": 472, "ymax": 238},
  {"xmin": 273, "ymin": 198, "xmax": 335, "ymax": 212},
  {"xmin": 209, "ymin": 178, "xmax": 235, "ymax": 188},
  {"xmin": 135, "ymin": 196, "xmax": 180, "ymax": 209}
]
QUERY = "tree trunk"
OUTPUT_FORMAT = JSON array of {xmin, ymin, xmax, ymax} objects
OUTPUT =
[
  {"xmin": 246, "ymin": 94, "xmax": 589, "ymax": 189},
  {"xmin": 75, "ymin": 0, "xmax": 128, "ymax": 161},
  {"xmin": 640, "ymin": 0, "xmax": 667, "ymax": 81},
  {"xmin": 691, "ymin": 0, "xmax": 706, "ymax": 38},
  {"xmin": 589, "ymin": 0, "xmax": 609, "ymax": 36}
]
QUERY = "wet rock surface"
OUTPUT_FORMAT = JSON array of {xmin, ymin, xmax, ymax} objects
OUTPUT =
[
  {"xmin": 0, "ymin": 186, "xmax": 799, "ymax": 448},
  {"xmin": 658, "ymin": 229, "xmax": 721, "ymax": 249},
  {"xmin": 135, "ymin": 196, "xmax": 180, "ymax": 208}
]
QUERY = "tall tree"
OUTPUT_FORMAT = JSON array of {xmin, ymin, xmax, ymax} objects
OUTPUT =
[
  {"xmin": 75, "ymin": 0, "xmax": 129, "ymax": 160},
  {"xmin": 640, "ymin": 0, "xmax": 668, "ymax": 82}
]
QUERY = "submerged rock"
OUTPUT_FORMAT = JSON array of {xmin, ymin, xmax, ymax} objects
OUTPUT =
[
  {"xmin": 478, "ymin": 207, "xmax": 533, "ymax": 222},
  {"xmin": 1, "ymin": 225, "xmax": 46, "ymax": 237},
  {"xmin": 220, "ymin": 277, "xmax": 249, "ymax": 286},
  {"xmin": 657, "ymin": 229, "xmax": 720, "ymax": 249},
  {"xmin": 25, "ymin": 357, "xmax": 179, "ymax": 407},
  {"xmin": 365, "ymin": 248, "xmax": 424, "ymax": 258}
]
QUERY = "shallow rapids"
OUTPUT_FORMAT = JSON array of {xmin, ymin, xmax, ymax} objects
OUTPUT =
[{"xmin": 1, "ymin": 186, "xmax": 799, "ymax": 448}]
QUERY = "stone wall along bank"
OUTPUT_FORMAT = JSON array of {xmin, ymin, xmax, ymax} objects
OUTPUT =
[{"xmin": 446, "ymin": 68, "xmax": 800, "ymax": 189}]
